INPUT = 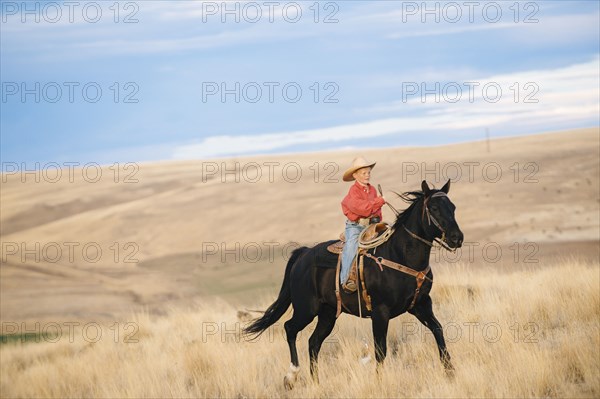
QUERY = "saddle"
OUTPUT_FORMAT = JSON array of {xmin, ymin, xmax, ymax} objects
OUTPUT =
[{"xmin": 328, "ymin": 222, "xmax": 394, "ymax": 318}]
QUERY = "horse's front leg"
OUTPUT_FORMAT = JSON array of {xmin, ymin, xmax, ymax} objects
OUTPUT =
[
  {"xmin": 371, "ymin": 306, "xmax": 391, "ymax": 367},
  {"xmin": 409, "ymin": 294, "xmax": 454, "ymax": 375}
]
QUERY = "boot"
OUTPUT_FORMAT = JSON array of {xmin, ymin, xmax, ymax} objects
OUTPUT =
[{"xmin": 343, "ymin": 259, "xmax": 358, "ymax": 293}]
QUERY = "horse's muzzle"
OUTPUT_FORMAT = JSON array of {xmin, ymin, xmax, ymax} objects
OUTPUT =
[{"xmin": 448, "ymin": 230, "xmax": 464, "ymax": 249}]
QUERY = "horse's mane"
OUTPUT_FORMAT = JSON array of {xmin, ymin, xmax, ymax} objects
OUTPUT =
[{"xmin": 392, "ymin": 190, "xmax": 425, "ymax": 229}]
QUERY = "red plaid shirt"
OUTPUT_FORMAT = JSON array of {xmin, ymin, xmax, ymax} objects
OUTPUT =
[{"xmin": 341, "ymin": 181, "xmax": 385, "ymax": 222}]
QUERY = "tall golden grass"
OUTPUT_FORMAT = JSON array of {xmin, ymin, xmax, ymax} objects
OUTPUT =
[{"xmin": 1, "ymin": 259, "xmax": 599, "ymax": 398}]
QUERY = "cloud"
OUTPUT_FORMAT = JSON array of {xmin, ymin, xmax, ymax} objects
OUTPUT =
[
  {"xmin": 0, "ymin": 1, "xmax": 330, "ymax": 58},
  {"xmin": 171, "ymin": 57, "xmax": 600, "ymax": 159},
  {"xmin": 364, "ymin": 56, "xmax": 600, "ymax": 112},
  {"xmin": 385, "ymin": 21, "xmax": 518, "ymax": 39},
  {"xmin": 357, "ymin": 4, "xmax": 598, "ymax": 45},
  {"xmin": 172, "ymin": 117, "xmax": 425, "ymax": 159},
  {"xmin": 4, "ymin": 2, "xmax": 596, "ymax": 60}
]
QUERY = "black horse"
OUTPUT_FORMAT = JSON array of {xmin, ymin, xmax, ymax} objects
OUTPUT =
[{"xmin": 243, "ymin": 180, "xmax": 463, "ymax": 388}]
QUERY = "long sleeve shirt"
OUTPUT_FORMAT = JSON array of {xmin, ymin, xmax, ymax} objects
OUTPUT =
[{"xmin": 341, "ymin": 181, "xmax": 385, "ymax": 222}]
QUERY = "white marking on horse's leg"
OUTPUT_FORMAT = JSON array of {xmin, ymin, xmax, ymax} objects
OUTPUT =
[
  {"xmin": 286, "ymin": 363, "xmax": 300, "ymax": 380},
  {"xmin": 284, "ymin": 363, "xmax": 300, "ymax": 390}
]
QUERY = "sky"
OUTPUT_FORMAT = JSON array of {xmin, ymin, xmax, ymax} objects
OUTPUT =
[{"xmin": 1, "ymin": 0, "xmax": 599, "ymax": 166}]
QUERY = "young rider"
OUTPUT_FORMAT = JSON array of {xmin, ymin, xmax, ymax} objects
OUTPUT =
[{"xmin": 340, "ymin": 157, "xmax": 386, "ymax": 293}]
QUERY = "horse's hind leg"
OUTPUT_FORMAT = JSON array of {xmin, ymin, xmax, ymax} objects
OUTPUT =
[
  {"xmin": 409, "ymin": 294, "xmax": 454, "ymax": 375},
  {"xmin": 308, "ymin": 305, "xmax": 337, "ymax": 383},
  {"xmin": 284, "ymin": 311, "xmax": 316, "ymax": 390}
]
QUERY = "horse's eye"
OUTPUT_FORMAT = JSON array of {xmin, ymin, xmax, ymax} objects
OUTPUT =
[{"xmin": 431, "ymin": 205, "xmax": 439, "ymax": 212}]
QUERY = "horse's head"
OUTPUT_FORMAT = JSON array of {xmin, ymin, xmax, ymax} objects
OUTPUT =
[{"xmin": 421, "ymin": 180, "xmax": 463, "ymax": 249}]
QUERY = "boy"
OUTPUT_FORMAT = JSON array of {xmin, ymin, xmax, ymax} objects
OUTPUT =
[{"xmin": 340, "ymin": 157, "xmax": 386, "ymax": 293}]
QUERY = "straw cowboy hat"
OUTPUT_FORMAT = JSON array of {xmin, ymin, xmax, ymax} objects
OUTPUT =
[{"xmin": 342, "ymin": 157, "xmax": 376, "ymax": 182}]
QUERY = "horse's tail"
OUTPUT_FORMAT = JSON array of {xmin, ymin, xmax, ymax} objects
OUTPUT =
[{"xmin": 243, "ymin": 246, "xmax": 308, "ymax": 338}]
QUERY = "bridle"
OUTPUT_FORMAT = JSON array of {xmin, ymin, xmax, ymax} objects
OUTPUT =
[
  {"xmin": 382, "ymin": 189, "xmax": 457, "ymax": 253},
  {"xmin": 406, "ymin": 191, "xmax": 458, "ymax": 253}
]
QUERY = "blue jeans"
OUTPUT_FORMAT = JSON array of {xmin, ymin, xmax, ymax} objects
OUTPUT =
[{"xmin": 341, "ymin": 220, "xmax": 365, "ymax": 284}]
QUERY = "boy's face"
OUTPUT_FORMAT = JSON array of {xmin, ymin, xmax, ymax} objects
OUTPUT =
[{"xmin": 353, "ymin": 167, "xmax": 371, "ymax": 185}]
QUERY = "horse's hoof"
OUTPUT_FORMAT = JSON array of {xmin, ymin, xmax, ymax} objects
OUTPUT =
[
  {"xmin": 283, "ymin": 375, "xmax": 294, "ymax": 390},
  {"xmin": 444, "ymin": 366, "xmax": 455, "ymax": 379}
]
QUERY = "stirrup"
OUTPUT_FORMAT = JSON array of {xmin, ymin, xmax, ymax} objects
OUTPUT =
[{"xmin": 343, "ymin": 279, "xmax": 357, "ymax": 293}]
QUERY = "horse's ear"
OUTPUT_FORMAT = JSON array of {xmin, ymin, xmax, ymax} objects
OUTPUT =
[
  {"xmin": 441, "ymin": 179, "xmax": 451, "ymax": 194},
  {"xmin": 421, "ymin": 180, "xmax": 432, "ymax": 196}
]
